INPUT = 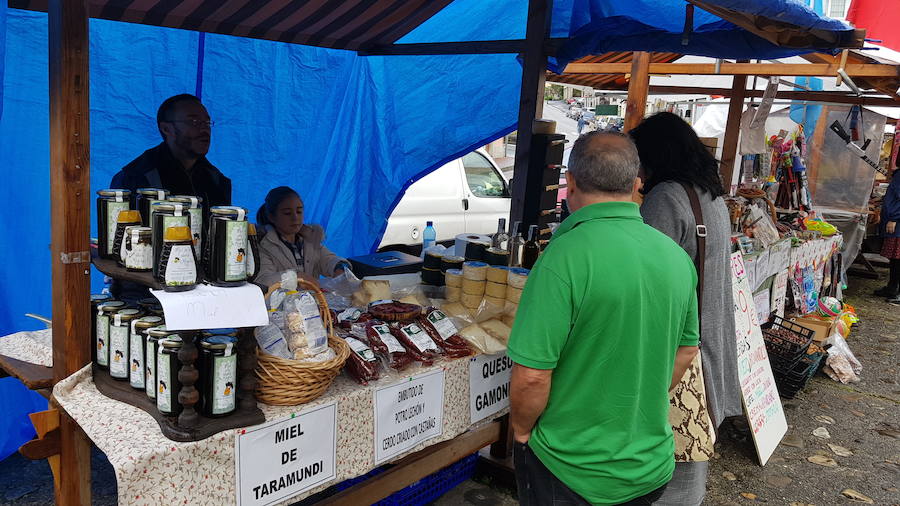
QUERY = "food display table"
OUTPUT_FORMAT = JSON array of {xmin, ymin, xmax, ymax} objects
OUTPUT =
[{"xmin": 53, "ymin": 353, "xmax": 506, "ymax": 505}]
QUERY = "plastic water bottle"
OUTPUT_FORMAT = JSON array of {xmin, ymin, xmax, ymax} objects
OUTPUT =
[{"xmin": 422, "ymin": 221, "xmax": 436, "ymax": 253}]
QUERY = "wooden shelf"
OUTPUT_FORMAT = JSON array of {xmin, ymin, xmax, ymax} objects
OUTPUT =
[
  {"xmin": 93, "ymin": 365, "xmax": 264, "ymax": 442},
  {"xmin": 0, "ymin": 354, "xmax": 54, "ymax": 390},
  {"xmin": 91, "ymin": 249, "xmax": 162, "ymax": 290}
]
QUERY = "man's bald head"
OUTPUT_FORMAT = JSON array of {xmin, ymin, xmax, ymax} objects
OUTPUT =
[{"xmin": 568, "ymin": 132, "xmax": 640, "ymax": 195}]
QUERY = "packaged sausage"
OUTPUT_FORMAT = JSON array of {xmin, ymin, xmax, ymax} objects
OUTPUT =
[
  {"xmin": 363, "ymin": 320, "xmax": 413, "ymax": 371},
  {"xmin": 418, "ymin": 308, "xmax": 473, "ymax": 359},
  {"xmin": 389, "ymin": 321, "xmax": 440, "ymax": 365},
  {"xmin": 340, "ymin": 333, "xmax": 381, "ymax": 385}
]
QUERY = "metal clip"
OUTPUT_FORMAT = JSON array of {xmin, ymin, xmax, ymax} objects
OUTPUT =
[
  {"xmin": 696, "ymin": 225, "xmax": 708, "ymax": 238},
  {"xmin": 60, "ymin": 251, "xmax": 90, "ymax": 264}
]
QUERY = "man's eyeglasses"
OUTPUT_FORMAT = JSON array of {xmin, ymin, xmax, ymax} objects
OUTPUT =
[{"xmin": 164, "ymin": 118, "xmax": 215, "ymax": 128}]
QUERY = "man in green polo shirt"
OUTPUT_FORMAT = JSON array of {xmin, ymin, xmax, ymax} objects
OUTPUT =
[{"xmin": 507, "ymin": 132, "xmax": 700, "ymax": 505}]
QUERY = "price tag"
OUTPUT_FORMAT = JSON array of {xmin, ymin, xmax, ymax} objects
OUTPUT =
[
  {"xmin": 235, "ymin": 402, "xmax": 337, "ymax": 506},
  {"xmin": 374, "ymin": 370, "xmax": 444, "ymax": 464},
  {"xmin": 469, "ymin": 353, "xmax": 513, "ymax": 424},
  {"xmin": 151, "ymin": 283, "xmax": 268, "ymax": 330}
]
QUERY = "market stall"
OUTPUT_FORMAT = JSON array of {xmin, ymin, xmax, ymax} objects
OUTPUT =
[{"xmin": 0, "ymin": 1, "xmax": 869, "ymax": 504}]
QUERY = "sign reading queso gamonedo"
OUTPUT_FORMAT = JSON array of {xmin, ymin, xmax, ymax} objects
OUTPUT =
[
  {"xmin": 469, "ymin": 352, "xmax": 512, "ymax": 424},
  {"xmin": 235, "ymin": 402, "xmax": 336, "ymax": 506}
]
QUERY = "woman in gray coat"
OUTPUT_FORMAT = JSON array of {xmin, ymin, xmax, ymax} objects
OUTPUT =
[
  {"xmin": 631, "ymin": 112, "xmax": 743, "ymax": 505},
  {"xmin": 255, "ymin": 186, "xmax": 349, "ymax": 290}
]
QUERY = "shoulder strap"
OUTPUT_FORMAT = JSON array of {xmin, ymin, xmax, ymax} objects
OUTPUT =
[{"xmin": 678, "ymin": 182, "xmax": 706, "ymax": 334}]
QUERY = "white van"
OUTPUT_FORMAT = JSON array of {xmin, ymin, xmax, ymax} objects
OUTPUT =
[{"xmin": 378, "ymin": 148, "xmax": 510, "ymax": 252}]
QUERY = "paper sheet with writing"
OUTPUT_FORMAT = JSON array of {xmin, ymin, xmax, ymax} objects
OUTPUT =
[
  {"xmin": 151, "ymin": 283, "xmax": 269, "ymax": 330},
  {"xmin": 731, "ymin": 251, "xmax": 787, "ymax": 466}
]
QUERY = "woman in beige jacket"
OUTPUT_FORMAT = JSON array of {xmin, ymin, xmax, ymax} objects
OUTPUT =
[{"xmin": 255, "ymin": 186, "xmax": 349, "ymax": 289}]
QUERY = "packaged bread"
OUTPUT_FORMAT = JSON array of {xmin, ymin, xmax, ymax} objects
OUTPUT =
[
  {"xmin": 507, "ymin": 268, "xmax": 530, "ymax": 289},
  {"xmin": 351, "ymin": 279, "xmax": 391, "ymax": 307},
  {"xmin": 506, "ymin": 286, "xmax": 523, "ymax": 304},
  {"xmin": 486, "ymin": 265, "xmax": 508, "ymax": 283},
  {"xmin": 485, "ymin": 281, "xmax": 506, "ymax": 298},
  {"xmin": 462, "ymin": 261, "xmax": 488, "ymax": 281},
  {"xmin": 462, "ymin": 277, "xmax": 486, "ymax": 296},
  {"xmin": 444, "ymin": 269, "xmax": 463, "ymax": 288}
]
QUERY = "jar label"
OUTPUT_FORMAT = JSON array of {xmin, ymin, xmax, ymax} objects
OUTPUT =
[
  {"xmin": 106, "ymin": 201, "xmax": 130, "ymax": 252},
  {"xmin": 145, "ymin": 341, "xmax": 157, "ymax": 399},
  {"xmin": 130, "ymin": 331, "xmax": 144, "ymax": 388},
  {"xmin": 96, "ymin": 315, "xmax": 110, "ymax": 367},
  {"xmin": 426, "ymin": 310, "xmax": 458, "ymax": 341},
  {"xmin": 157, "ymin": 350, "xmax": 171, "ymax": 413},
  {"xmin": 346, "ymin": 337, "xmax": 376, "ymax": 362},
  {"xmin": 188, "ymin": 208, "xmax": 203, "ymax": 258},
  {"xmin": 212, "ymin": 354, "xmax": 237, "ymax": 415},
  {"xmin": 225, "ymin": 220, "xmax": 248, "ymax": 281},
  {"xmin": 164, "ymin": 244, "xmax": 197, "ymax": 286},
  {"xmin": 109, "ymin": 325, "xmax": 129, "ymax": 378},
  {"xmin": 400, "ymin": 323, "xmax": 437, "ymax": 354},
  {"xmin": 125, "ymin": 230, "xmax": 153, "ymax": 270}
]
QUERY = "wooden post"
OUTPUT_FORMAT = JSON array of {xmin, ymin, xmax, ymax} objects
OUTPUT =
[
  {"xmin": 49, "ymin": 0, "xmax": 92, "ymax": 504},
  {"xmin": 623, "ymin": 52, "xmax": 650, "ymax": 133},
  {"xmin": 509, "ymin": 0, "xmax": 553, "ymax": 226},
  {"xmin": 720, "ymin": 73, "xmax": 749, "ymax": 194}
]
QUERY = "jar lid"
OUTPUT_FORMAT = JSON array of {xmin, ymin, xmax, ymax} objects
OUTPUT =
[
  {"xmin": 151, "ymin": 202, "xmax": 188, "ymax": 214},
  {"xmin": 99, "ymin": 301, "xmax": 127, "ymax": 312},
  {"xmin": 97, "ymin": 189, "xmax": 132, "ymax": 198},
  {"xmin": 202, "ymin": 328, "xmax": 238, "ymax": 337},
  {"xmin": 116, "ymin": 210, "xmax": 142, "ymax": 223},
  {"xmin": 160, "ymin": 336, "xmax": 183, "ymax": 348},
  {"xmin": 91, "ymin": 293, "xmax": 112, "ymax": 303},
  {"xmin": 134, "ymin": 316, "xmax": 164, "ymax": 329},
  {"xmin": 136, "ymin": 188, "xmax": 169, "ymax": 197},
  {"xmin": 113, "ymin": 308, "xmax": 143, "ymax": 322},
  {"xmin": 147, "ymin": 325, "xmax": 178, "ymax": 337},
  {"xmin": 210, "ymin": 206, "xmax": 248, "ymax": 219},
  {"xmin": 168, "ymin": 195, "xmax": 203, "ymax": 207},
  {"xmin": 200, "ymin": 335, "xmax": 237, "ymax": 349},
  {"xmin": 164, "ymin": 226, "xmax": 192, "ymax": 242}
]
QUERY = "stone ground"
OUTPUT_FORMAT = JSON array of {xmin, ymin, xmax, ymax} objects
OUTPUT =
[{"xmin": 2, "ymin": 271, "xmax": 898, "ymax": 505}]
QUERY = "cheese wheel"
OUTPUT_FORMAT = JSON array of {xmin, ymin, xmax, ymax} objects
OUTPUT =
[
  {"xmin": 485, "ymin": 281, "xmax": 507, "ymax": 298},
  {"xmin": 445, "ymin": 285, "xmax": 461, "ymax": 302},
  {"xmin": 487, "ymin": 265, "xmax": 508, "ymax": 283},
  {"xmin": 462, "ymin": 261, "xmax": 488, "ymax": 281},
  {"xmin": 461, "ymin": 292, "xmax": 483, "ymax": 309},
  {"xmin": 462, "ymin": 277, "xmax": 486, "ymax": 296},
  {"xmin": 506, "ymin": 286, "xmax": 523, "ymax": 304},
  {"xmin": 507, "ymin": 267, "xmax": 530, "ymax": 289},
  {"xmin": 445, "ymin": 269, "xmax": 463, "ymax": 288},
  {"xmin": 484, "ymin": 295, "xmax": 505, "ymax": 308}
]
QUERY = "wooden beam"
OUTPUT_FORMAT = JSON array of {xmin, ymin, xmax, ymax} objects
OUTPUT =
[
  {"xmin": 643, "ymin": 85, "xmax": 900, "ymax": 106},
  {"xmin": 509, "ymin": 0, "xmax": 553, "ymax": 226},
  {"xmin": 720, "ymin": 73, "xmax": 748, "ymax": 194},
  {"xmin": 49, "ymin": 0, "xmax": 92, "ymax": 504},
  {"xmin": 319, "ymin": 421, "xmax": 501, "ymax": 505},
  {"xmin": 561, "ymin": 62, "xmax": 900, "ymax": 78},
  {"xmin": 624, "ymin": 52, "xmax": 651, "ymax": 132}
]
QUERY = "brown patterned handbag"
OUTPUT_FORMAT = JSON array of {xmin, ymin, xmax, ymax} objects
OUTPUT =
[{"xmin": 669, "ymin": 183, "xmax": 717, "ymax": 462}]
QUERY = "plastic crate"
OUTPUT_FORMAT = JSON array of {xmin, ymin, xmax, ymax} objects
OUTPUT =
[
  {"xmin": 762, "ymin": 316, "xmax": 815, "ymax": 366},
  {"xmin": 333, "ymin": 452, "xmax": 479, "ymax": 505},
  {"xmin": 773, "ymin": 349, "xmax": 826, "ymax": 398}
]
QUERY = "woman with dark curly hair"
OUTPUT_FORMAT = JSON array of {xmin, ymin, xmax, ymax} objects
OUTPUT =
[{"xmin": 631, "ymin": 112, "xmax": 743, "ymax": 505}]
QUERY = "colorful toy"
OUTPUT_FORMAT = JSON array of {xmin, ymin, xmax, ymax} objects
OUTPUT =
[{"xmin": 817, "ymin": 296, "xmax": 842, "ymax": 317}]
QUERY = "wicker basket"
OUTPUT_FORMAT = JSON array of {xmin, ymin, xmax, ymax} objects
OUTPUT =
[{"xmin": 255, "ymin": 279, "xmax": 350, "ymax": 406}]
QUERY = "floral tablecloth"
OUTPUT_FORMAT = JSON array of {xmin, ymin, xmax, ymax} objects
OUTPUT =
[
  {"xmin": 0, "ymin": 328, "xmax": 53, "ymax": 367},
  {"xmin": 53, "ymin": 355, "xmax": 503, "ymax": 505}
]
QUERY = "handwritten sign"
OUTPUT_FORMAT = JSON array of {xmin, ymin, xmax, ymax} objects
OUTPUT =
[
  {"xmin": 732, "ymin": 251, "xmax": 787, "ymax": 465},
  {"xmin": 235, "ymin": 402, "xmax": 337, "ymax": 506},
  {"xmin": 767, "ymin": 239, "xmax": 791, "ymax": 279},
  {"xmin": 374, "ymin": 370, "xmax": 444, "ymax": 464},
  {"xmin": 151, "ymin": 283, "xmax": 268, "ymax": 330},
  {"xmin": 771, "ymin": 271, "xmax": 789, "ymax": 319},
  {"xmin": 753, "ymin": 288, "xmax": 771, "ymax": 325},
  {"xmin": 469, "ymin": 353, "xmax": 513, "ymax": 424}
]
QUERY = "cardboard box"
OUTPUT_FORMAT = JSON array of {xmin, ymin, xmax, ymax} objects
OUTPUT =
[{"xmin": 790, "ymin": 317, "xmax": 834, "ymax": 343}]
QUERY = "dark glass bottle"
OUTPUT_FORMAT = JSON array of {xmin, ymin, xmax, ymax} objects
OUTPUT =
[
  {"xmin": 522, "ymin": 225, "xmax": 540, "ymax": 270},
  {"xmin": 199, "ymin": 336, "xmax": 238, "ymax": 417},
  {"xmin": 96, "ymin": 189, "xmax": 132, "ymax": 259},
  {"xmin": 206, "ymin": 206, "xmax": 249, "ymax": 287},
  {"xmin": 157, "ymin": 226, "xmax": 199, "ymax": 292}
]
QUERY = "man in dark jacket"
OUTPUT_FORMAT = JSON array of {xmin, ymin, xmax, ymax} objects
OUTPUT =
[
  {"xmin": 111, "ymin": 93, "xmax": 231, "ymax": 209},
  {"xmin": 110, "ymin": 94, "xmax": 231, "ymax": 300}
]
